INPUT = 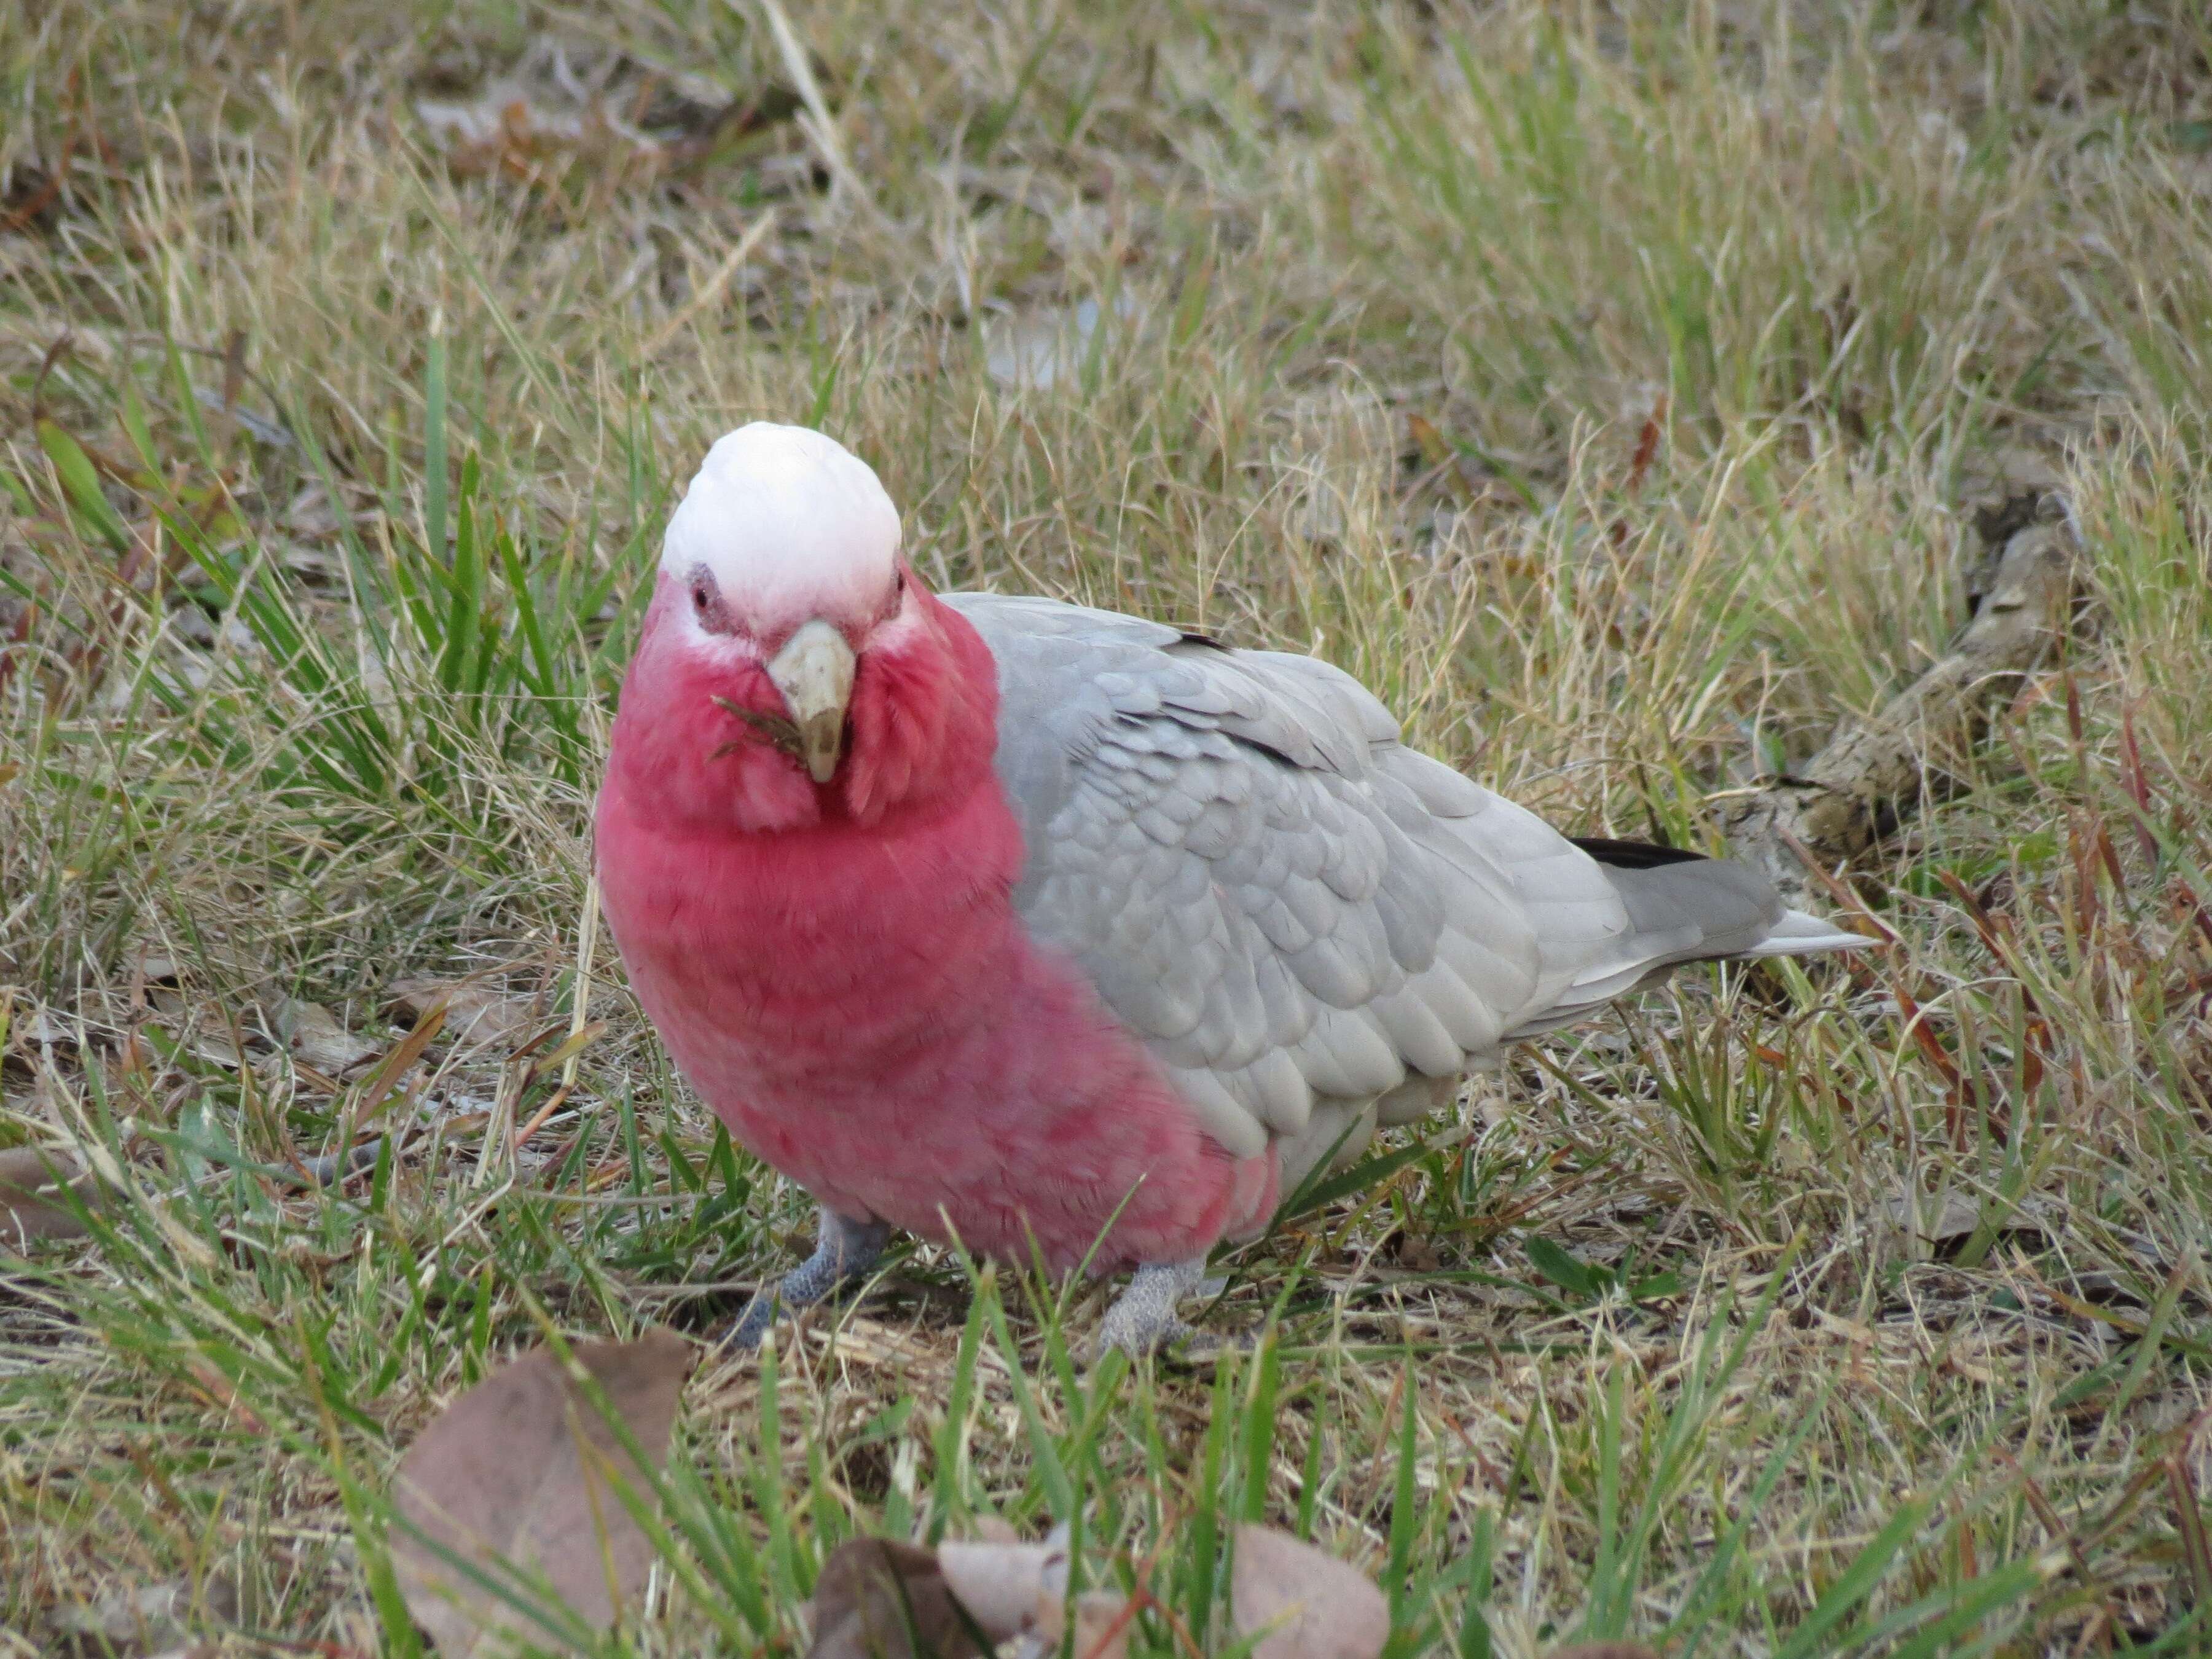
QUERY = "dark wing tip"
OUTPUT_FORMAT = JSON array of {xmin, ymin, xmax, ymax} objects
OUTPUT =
[{"xmin": 1568, "ymin": 835, "xmax": 1711, "ymax": 869}]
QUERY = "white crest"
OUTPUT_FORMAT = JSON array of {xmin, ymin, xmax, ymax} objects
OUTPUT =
[{"xmin": 660, "ymin": 424, "xmax": 901, "ymax": 628}]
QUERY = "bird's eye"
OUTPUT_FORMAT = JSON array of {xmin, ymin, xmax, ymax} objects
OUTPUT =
[{"xmin": 691, "ymin": 583, "xmax": 711, "ymax": 613}]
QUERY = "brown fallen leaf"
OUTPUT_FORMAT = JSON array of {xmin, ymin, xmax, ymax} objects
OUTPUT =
[
  {"xmin": 1231, "ymin": 1524, "xmax": 1389, "ymax": 1659},
  {"xmin": 48, "ymin": 1580, "xmax": 191, "ymax": 1654},
  {"xmin": 937, "ymin": 1538, "xmax": 1053, "ymax": 1639},
  {"xmin": 935, "ymin": 1520, "xmax": 1134, "ymax": 1658},
  {"xmin": 984, "ymin": 296, "xmax": 1139, "ymax": 393},
  {"xmin": 0, "ymin": 1145, "xmax": 98, "ymax": 1244},
  {"xmin": 412, "ymin": 36, "xmax": 740, "ymax": 179},
  {"xmin": 350, "ymin": 1001, "xmax": 449, "ymax": 1132},
  {"xmin": 144, "ymin": 989, "xmax": 254, "ymax": 1069},
  {"xmin": 273, "ymin": 997, "xmax": 380, "ymax": 1077},
  {"xmin": 10, "ymin": 1002, "xmax": 68, "ymax": 1046},
  {"xmin": 1033, "ymin": 1590, "xmax": 1134, "ymax": 1659},
  {"xmin": 1884, "ymin": 1186, "xmax": 1981, "ymax": 1244},
  {"xmin": 391, "ymin": 1328, "xmax": 693, "ymax": 1656},
  {"xmin": 120, "ymin": 941, "xmax": 182, "ymax": 986},
  {"xmin": 388, "ymin": 977, "xmax": 536, "ymax": 1054},
  {"xmin": 808, "ymin": 1537, "xmax": 991, "ymax": 1659}
]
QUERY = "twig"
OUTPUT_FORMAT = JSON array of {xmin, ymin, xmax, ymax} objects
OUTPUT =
[
  {"xmin": 512, "ymin": 1084, "xmax": 575, "ymax": 1150},
  {"xmin": 641, "ymin": 210, "xmax": 777, "ymax": 358},
  {"xmin": 2169, "ymin": 1456, "xmax": 2212, "ymax": 1610},
  {"xmin": 565, "ymin": 872, "xmax": 599, "ymax": 1104},
  {"xmin": 737, "ymin": 0, "xmax": 880, "ymax": 221},
  {"xmin": 1722, "ymin": 504, "xmax": 2081, "ymax": 900},
  {"xmin": 711, "ymin": 692, "xmax": 802, "ymax": 760}
]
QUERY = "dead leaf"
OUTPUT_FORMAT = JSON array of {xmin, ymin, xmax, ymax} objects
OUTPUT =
[
  {"xmin": 937, "ymin": 1539, "xmax": 1052, "ymax": 1639},
  {"xmin": 120, "ymin": 941, "xmax": 182, "ymax": 985},
  {"xmin": 1231, "ymin": 1525, "xmax": 1389, "ymax": 1659},
  {"xmin": 936, "ymin": 1520, "xmax": 1104, "ymax": 1655},
  {"xmin": 388, "ymin": 977, "xmax": 536, "ymax": 1054},
  {"xmin": 47, "ymin": 1574, "xmax": 235, "ymax": 1657},
  {"xmin": 391, "ymin": 1328, "xmax": 694, "ymax": 1656},
  {"xmin": 1885, "ymin": 1188, "xmax": 1981, "ymax": 1243},
  {"xmin": 1032, "ymin": 1590, "xmax": 1134, "ymax": 1659},
  {"xmin": 1407, "ymin": 413, "xmax": 1452, "ymax": 468},
  {"xmin": 351, "ymin": 1002, "xmax": 449, "ymax": 1130},
  {"xmin": 808, "ymin": 1537, "xmax": 991, "ymax": 1659},
  {"xmin": 1392, "ymin": 1234, "xmax": 1443, "ymax": 1273},
  {"xmin": 49, "ymin": 1582, "xmax": 189, "ymax": 1657},
  {"xmin": 144, "ymin": 989, "xmax": 254, "ymax": 1069},
  {"xmin": 985, "ymin": 296, "xmax": 1138, "ymax": 392},
  {"xmin": 1072, "ymin": 1593, "xmax": 1134, "ymax": 1659},
  {"xmin": 273, "ymin": 997, "xmax": 380, "ymax": 1077},
  {"xmin": 0, "ymin": 1145, "xmax": 97, "ymax": 1244},
  {"xmin": 413, "ymin": 37, "xmax": 739, "ymax": 178},
  {"xmin": 9, "ymin": 1002, "xmax": 68, "ymax": 1047}
]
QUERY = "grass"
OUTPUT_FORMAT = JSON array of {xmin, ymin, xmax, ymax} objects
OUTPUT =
[{"xmin": 3, "ymin": 0, "xmax": 2211, "ymax": 1652}]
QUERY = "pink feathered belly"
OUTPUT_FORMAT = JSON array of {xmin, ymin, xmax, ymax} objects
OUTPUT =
[{"xmin": 597, "ymin": 787, "xmax": 1278, "ymax": 1273}]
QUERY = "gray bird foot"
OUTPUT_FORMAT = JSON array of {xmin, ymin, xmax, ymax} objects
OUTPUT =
[
  {"xmin": 1094, "ymin": 1258, "xmax": 1216, "ymax": 1360},
  {"xmin": 724, "ymin": 1209, "xmax": 890, "ymax": 1352}
]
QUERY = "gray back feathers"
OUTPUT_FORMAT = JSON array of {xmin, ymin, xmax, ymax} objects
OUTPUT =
[{"xmin": 944, "ymin": 592, "xmax": 1861, "ymax": 1174}]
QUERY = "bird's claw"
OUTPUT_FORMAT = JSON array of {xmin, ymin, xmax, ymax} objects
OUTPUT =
[
  {"xmin": 1092, "ymin": 1258, "xmax": 1214, "ymax": 1362},
  {"xmin": 722, "ymin": 1290, "xmax": 784, "ymax": 1352},
  {"xmin": 717, "ymin": 1209, "xmax": 889, "ymax": 1354}
]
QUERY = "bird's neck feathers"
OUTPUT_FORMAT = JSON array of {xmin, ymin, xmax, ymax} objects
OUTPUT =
[
  {"xmin": 597, "ymin": 586, "xmax": 1032, "ymax": 1059},
  {"xmin": 606, "ymin": 579, "xmax": 1002, "ymax": 839}
]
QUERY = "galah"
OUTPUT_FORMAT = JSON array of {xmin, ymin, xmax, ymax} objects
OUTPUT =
[{"xmin": 595, "ymin": 423, "xmax": 1867, "ymax": 1354}]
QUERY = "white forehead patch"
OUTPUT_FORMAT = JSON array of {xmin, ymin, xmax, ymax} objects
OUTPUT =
[{"xmin": 660, "ymin": 423, "xmax": 901, "ymax": 625}]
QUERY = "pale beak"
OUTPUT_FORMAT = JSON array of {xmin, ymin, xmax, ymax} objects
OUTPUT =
[{"xmin": 765, "ymin": 619, "xmax": 856, "ymax": 783}]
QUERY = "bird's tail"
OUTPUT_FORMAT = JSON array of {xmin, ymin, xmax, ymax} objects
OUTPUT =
[
  {"xmin": 1503, "ymin": 838, "xmax": 1869, "ymax": 1037},
  {"xmin": 1740, "ymin": 905, "xmax": 1874, "ymax": 957}
]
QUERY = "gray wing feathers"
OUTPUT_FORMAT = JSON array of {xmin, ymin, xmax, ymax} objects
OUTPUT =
[{"xmin": 944, "ymin": 591, "xmax": 1859, "ymax": 1164}]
